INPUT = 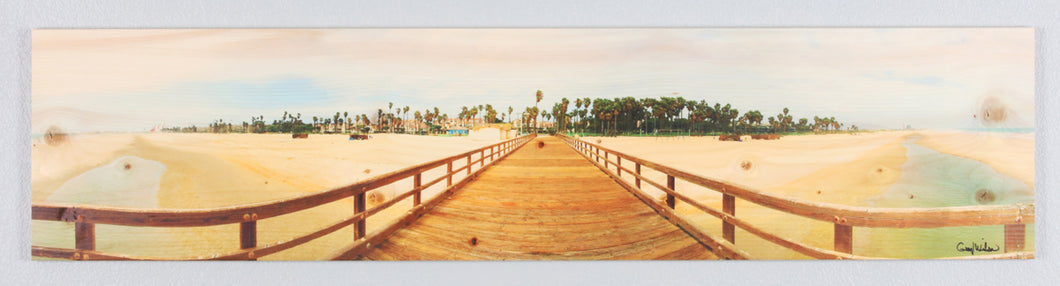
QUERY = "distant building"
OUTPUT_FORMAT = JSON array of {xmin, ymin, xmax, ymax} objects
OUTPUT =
[{"xmin": 447, "ymin": 126, "xmax": 469, "ymax": 136}]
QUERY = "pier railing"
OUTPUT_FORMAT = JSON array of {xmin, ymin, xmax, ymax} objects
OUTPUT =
[
  {"xmin": 557, "ymin": 134, "xmax": 1034, "ymax": 259},
  {"xmin": 31, "ymin": 134, "xmax": 536, "ymax": 260}
]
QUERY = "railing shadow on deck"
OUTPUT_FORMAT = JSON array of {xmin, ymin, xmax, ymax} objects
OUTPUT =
[
  {"xmin": 31, "ymin": 134, "xmax": 537, "ymax": 260},
  {"xmin": 556, "ymin": 134, "xmax": 1034, "ymax": 260}
]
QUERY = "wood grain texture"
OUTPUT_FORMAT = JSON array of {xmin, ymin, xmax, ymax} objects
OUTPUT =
[{"xmin": 363, "ymin": 137, "xmax": 718, "ymax": 260}]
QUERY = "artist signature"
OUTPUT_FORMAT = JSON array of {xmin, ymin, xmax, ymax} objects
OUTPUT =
[{"xmin": 955, "ymin": 239, "xmax": 1000, "ymax": 255}]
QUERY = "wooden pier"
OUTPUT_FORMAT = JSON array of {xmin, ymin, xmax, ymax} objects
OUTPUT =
[
  {"xmin": 31, "ymin": 134, "xmax": 1035, "ymax": 260},
  {"xmin": 362, "ymin": 136, "xmax": 715, "ymax": 260}
]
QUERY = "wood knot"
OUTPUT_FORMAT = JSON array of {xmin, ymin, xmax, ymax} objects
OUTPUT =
[
  {"xmin": 243, "ymin": 214, "xmax": 251, "ymax": 221},
  {"xmin": 251, "ymin": 213, "xmax": 259, "ymax": 220},
  {"xmin": 469, "ymin": 237, "xmax": 479, "ymax": 246},
  {"xmin": 975, "ymin": 189, "xmax": 996, "ymax": 204}
]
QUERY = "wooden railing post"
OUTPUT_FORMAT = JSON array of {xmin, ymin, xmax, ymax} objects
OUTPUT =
[
  {"xmin": 666, "ymin": 175, "xmax": 676, "ymax": 209},
  {"xmin": 355, "ymin": 192, "xmax": 366, "ymax": 240},
  {"xmin": 635, "ymin": 163, "xmax": 641, "ymax": 189},
  {"xmin": 240, "ymin": 220, "xmax": 257, "ymax": 247},
  {"xmin": 595, "ymin": 147, "xmax": 600, "ymax": 163},
  {"xmin": 1005, "ymin": 224, "xmax": 1026, "ymax": 253},
  {"xmin": 467, "ymin": 156, "xmax": 472, "ymax": 175},
  {"xmin": 617, "ymin": 157, "xmax": 622, "ymax": 177},
  {"xmin": 480, "ymin": 150, "xmax": 485, "ymax": 167},
  {"xmin": 446, "ymin": 161, "xmax": 453, "ymax": 186},
  {"xmin": 74, "ymin": 215, "xmax": 95, "ymax": 256},
  {"xmin": 413, "ymin": 173, "xmax": 422, "ymax": 206},
  {"xmin": 723, "ymin": 194, "xmax": 735, "ymax": 243},
  {"xmin": 605, "ymin": 152, "xmax": 609, "ymax": 168},
  {"xmin": 834, "ymin": 224, "xmax": 853, "ymax": 254}
]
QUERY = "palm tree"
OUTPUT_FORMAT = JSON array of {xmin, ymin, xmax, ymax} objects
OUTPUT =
[
  {"xmin": 485, "ymin": 104, "xmax": 497, "ymax": 123},
  {"xmin": 686, "ymin": 101, "xmax": 696, "ymax": 135},
  {"xmin": 414, "ymin": 111, "xmax": 423, "ymax": 133},
  {"xmin": 507, "ymin": 106, "xmax": 514, "ymax": 124},
  {"xmin": 353, "ymin": 115, "xmax": 360, "ymax": 133},
  {"xmin": 535, "ymin": 90, "xmax": 544, "ymax": 131},
  {"xmin": 573, "ymin": 99, "xmax": 583, "ymax": 132},
  {"xmin": 728, "ymin": 108, "xmax": 739, "ymax": 134},
  {"xmin": 558, "ymin": 98, "xmax": 570, "ymax": 132},
  {"xmin": 640, "ymin": 98, "xmax": 656, "ymax": 134},
  {"xmin": 460, "ymin": 106, "xmax": 469, "ymax": 127},
  {"xmin": 469, "ymin": 107, "xmax": 479, "ymax": 126},
  {"xmin": 343, "ymin": 112, "xmax": 349, "ymax": 133},
  {"xmin": 387, "ymin": 102, "xmax": 394, "ymax": 133}
]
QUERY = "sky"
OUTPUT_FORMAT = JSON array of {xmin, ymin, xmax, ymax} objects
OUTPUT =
[{"xmin": 31, "ymin": 28, "xmax": 1034, "ymax": 133}]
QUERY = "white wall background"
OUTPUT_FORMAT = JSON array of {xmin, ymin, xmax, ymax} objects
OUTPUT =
[{"xmin": 1, "ymin": 1, "xmax": 1057, "ymax": 285}]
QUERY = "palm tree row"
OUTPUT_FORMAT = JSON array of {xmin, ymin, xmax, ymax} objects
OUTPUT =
[
  {"xmin": 548, "ymin": 96, "xmax": 849, "ymax": 136},
  {"xmin": 166, "ymin": 91, "xmax": 851, "ymax": 137}
]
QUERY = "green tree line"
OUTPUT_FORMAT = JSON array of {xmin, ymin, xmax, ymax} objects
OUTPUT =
[{"xmin": 163, "ymin": 92, "xmax": 856, "ymax": 136}]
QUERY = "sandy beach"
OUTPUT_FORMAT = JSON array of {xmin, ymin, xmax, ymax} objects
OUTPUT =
[
  {"xmin": 31, "ymin": 130, "xmax": 1034, "ymax": 260},
  {"xmin": 32, "ymin": 133, "xmax": 499, "ymax": 260},
  {"xmin": 582, "ymin": 130, "xmax": 1034, "ymax": 259}
]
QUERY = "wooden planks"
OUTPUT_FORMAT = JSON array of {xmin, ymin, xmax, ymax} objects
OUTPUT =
[{"xmin": 364, "ymin": 136, "xmax": 718, "ymax": 260}]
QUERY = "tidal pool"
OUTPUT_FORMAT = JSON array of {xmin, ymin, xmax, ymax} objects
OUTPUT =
[
  {"xmin": 33, "ymin": 156, "xmax": 173, "ymax": 259},
  {"xmin": 858, "ymin": 136, "xmax": 1034, "ymax": 258}
]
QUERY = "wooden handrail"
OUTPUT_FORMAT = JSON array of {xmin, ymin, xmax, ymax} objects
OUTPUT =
[
  {"xmin": 32, "ymin": 134, "xmax": 536, "ymax": 260},
  {"xmin": 556, "ymin": 134, "xmax": 1034, "ymax": 259}
]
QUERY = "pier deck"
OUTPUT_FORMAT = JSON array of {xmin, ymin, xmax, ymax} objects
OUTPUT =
[{"xmin": 364, "ymin": 136, "xmax": 717, "ymax": 260}]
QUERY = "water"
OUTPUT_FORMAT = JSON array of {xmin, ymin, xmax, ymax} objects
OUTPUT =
[
  {"xmin": 33, "ymin": 156, "xmax": 172, "ymax": 258},
  {"xmin": 45, "ymin": 156, "xmax": 167, "ymax": 207},
  {"xmin": 859, "ymin": 136, "xmax": 1034, "ymax": 258}
]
